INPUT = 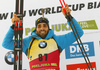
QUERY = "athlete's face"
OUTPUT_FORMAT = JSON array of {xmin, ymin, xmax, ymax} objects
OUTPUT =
[{"xmin": 36, "ymin": 23, "xmax": 49, "ymax": 39}]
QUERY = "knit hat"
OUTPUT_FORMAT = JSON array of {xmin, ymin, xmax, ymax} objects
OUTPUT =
[{"xmin": 35, "ymin": 17, "xmax": 49, "ymax": 28}]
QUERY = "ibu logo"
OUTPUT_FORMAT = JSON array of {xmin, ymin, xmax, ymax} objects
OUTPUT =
[{"xmin": 65, "ymin": 42, "xmax": 95, "ymax": 59}]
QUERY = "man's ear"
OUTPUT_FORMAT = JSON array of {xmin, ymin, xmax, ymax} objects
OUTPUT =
[{"xmin": 35, "ymin": 29, "xmax": 37, "ymax": 33}]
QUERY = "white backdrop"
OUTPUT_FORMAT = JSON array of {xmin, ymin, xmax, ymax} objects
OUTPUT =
[{"xmin": 0, "ymin": 0, "xmax": 100, "ymax": 70}]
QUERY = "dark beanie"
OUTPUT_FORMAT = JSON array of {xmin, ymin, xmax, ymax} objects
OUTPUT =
[{"xmin": 35, "ymin": 17, "xmax": 49, "ymax": 28}]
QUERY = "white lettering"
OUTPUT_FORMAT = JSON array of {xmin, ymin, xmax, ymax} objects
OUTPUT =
[
  {"xmin": 70, "ymin": 46, "xmax": 76, "ymax": 53},
  {"xmin": 70, "ymin": 44, "xmax": 89, "ymax": 53}
]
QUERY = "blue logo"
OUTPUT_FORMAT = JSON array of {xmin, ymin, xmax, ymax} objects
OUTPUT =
[
  {"xmin": 65, "ymin": 42, "xmax": 95, "ymax": 59},
  {"xmin": 5, "ymin": 51, "xmax": 27, "ymax": 70},
  {"xmin": 5, "ymin": 51, "xmax": 14, "ymax": 65},
  {"xmin": 39, "ymin": 41, "xmax": 47, "ymax": 48}
]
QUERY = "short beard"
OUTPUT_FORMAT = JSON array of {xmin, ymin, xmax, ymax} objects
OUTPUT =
[{"xmin": 36, "ymin": 30, "xmax": 49, "ymax": 39}]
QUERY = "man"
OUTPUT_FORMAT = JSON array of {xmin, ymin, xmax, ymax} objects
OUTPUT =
[{"xmin": 2, "ymin": 4, "xmax": 84, "ymax": 70}]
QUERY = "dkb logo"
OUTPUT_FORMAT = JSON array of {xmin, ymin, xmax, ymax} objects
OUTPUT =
[{"xmin": 65, "ymin": 42, "xmax": 95, "ymax": 59}]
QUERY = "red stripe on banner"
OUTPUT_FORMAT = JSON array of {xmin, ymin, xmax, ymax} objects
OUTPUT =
[{"xmin": 67, "ymin": 62, "xmax": 97, "ymax": 70}]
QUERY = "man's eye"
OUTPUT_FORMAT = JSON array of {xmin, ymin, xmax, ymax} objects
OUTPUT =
[
  {"xmin": 43, "ymin": 24, "xmax": 47, "ymax": 27},
  {"xmin": 38, "ymin": 25, "xmax": 41, "ymax": 28}
]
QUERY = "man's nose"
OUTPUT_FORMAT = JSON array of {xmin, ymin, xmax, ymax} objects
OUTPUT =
[{"xmin": 40, "ymin": 26, "xmax": 44, "ymax": 30}]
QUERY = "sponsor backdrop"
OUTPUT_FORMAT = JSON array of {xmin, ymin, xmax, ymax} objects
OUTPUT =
[{"xmin": 0, "ymin": 0, "xmax": 100, "ymax": 70}]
